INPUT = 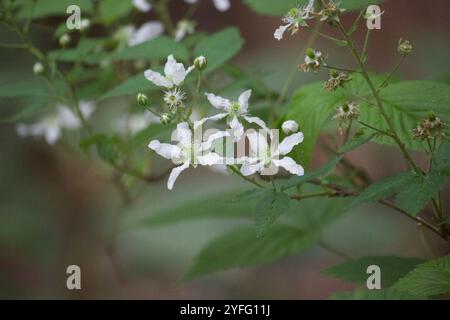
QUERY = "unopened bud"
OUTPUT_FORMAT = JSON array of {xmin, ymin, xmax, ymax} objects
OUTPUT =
[
  {"xmin": 136, "ymin": 93, "xmax": 149, "ymax": 106},
  {"xmin": 306, "ymin": 48, "xmax": 315, "ymax": 59},
  {"xmin": 282, "ymin": 120, "xmax": 299, "ymax": 134},
  {"xmin": 160, "ymin": 113, "xmax": 172, "ymax": 125},
  {"xmin": 194, "ymin": 55, "xmax": 207, "ymax": 71},
  {"xmin": 33, "ymin": 62, "xmax": 44, "ymax": 75},
  {"xmin": 398, "ymin": 38, "xmax": 412, "ymax": 55},
  {"xmin": 59, "ymin": 34, "xmax": 70, "ymax": 47}
]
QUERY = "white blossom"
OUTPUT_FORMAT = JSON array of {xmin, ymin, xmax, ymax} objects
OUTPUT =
[
  {"xmin": 240, "ymin": 131, "xmax": 304, "ymax": 176},
  {"xmin": 274, "ymin": 0, "xmax": 315, "ymax": 40},
  {"xmin": 132, "ymin": 0, "xmax": 152, "ymax": 12},
  {"xmin": 174, "ymin": 20, "xmax": 195, "ymax": 42},
  {"xmin": 144, "ymin": 54, "xmax": 194, "ymax": 89},
  {"xmin": 184, "ymin": 0, "xmax": 230, "ymax": 12},
  {"xmin": 163, "ymin": 88, "xmax": 186, "ymax": 109},
  {"xmin": 203, "ymin": 89, "xmax": 271, "ymax": 142},
  {"xmin": 33, "ymin": 62, "xmax": 44, "ymax": 75},
  {"xmin": 16, "ymin": 101, "xmax": 95, "ymax": 145},
  {"xmin": 128, "ymin": 21, "xmax": 164, "ymax": 46},
  {"xmin": 148, "ymin": 122, "xmax": 229, "ymax": 189},
  {"xmin": 282, "ymin": 120, "xmax": 299, "ymax": 134},
  {"xmin": 116, "ymin": 110, "xmax": 159, "ymax": 135}
]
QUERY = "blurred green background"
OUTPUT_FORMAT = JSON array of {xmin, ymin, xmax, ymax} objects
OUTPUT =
[{"xmin": 0, "ymin": 0, "xmax": 449, "ymax": 299}]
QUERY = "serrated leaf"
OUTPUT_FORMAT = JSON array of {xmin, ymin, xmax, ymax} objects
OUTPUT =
[
  {"xmin": 431, "ymin": 142, "xmax": 450, "ymax": 175},
  {"xmin": 15, "ymin": 0, "xmax": 93, "ymax": 19},
  {"xmin": 323, "ymin": 256, "xmax": 425, "ymax": 287},
  {"xmin": 346, "ymin": 172, "xmax": 416, "ymax": 210},
  {"xmin": 255, "ymin": 191, "xmax": 291, "ymax": 236},
  {"xmin": 392, "ymin": 255, "xmax": 450, "ymax": 297},
  {"xmin": 394, "ymin": 173, "xmax": 446, "ymax": 216},
  {"xmin": 194, "ymin": 27, "xmax": 244, "ymax": 73},
  {"xmin": 112, "ymin": 36, "xmax": 189, "ymax": 61},
  {"xmin": 282, "ymin": 156, "xmax": 342, "ymax": 190},
  {"xmin": 286, "ymin": 83, "xmax": 344, "ymax": 167},
  {"xmin": 185, "ymin": 225, "xmax": 319, "ymax": 279},
  {"xmin": 229, "ymin": 188, "xmax": 268, "ymax": 203}
]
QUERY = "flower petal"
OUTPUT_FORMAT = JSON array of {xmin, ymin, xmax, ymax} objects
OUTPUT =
[
  {"xmin": 205, "ymin": 92, "xmax": 231, "ymax": 111},
  {"xmin": 144, "ymin": 69, "xmax": 172, "ymax": 88},
  {"xmin": 45, "ymin": 124, "xmax": 61, "ymax": 145},
  {"xmin": 277, "ymin": 132, "xmax": 304, "ymax": 155},
  {"xmin": 57, "ymin": 106, "xmax": 80, "ymax": 129},
  {"xmin": 243, "ymin": 115, "xmax": 272, "ymax": 136},
  {"xmin": 238, "ymin": 89, "xmax": 252, "ymax": 113},
  {"xmin": 273, "ymin": 156, "xmax": 304, "ymax": 176},
  {"xmin": 148, "ymin": 140, "xmax": 181, "ymax": 160},
  {"xmin": 229, "ymin": 116, "xmax": 244, "ymax": 142},
  {"xmin": 194, "ymin": 113, "xmax": 228, "ymax": 130},
  {"xmin": 167, "ymin": 161, "xmax": 190, "ymax": 190},
  {"xmin": 197, "ymin": 152, "xmax": 223, "ymax": 166},
  {"xmin": 212, "ymin": 0, "xmax": 230, "ymax": 11},
  {"xmin": 132, "ymin": 0, "xmax": 152, "ymax": 12},
  {"xmin": 201, "ymin": 130, "xmax": 229, "ymax": 150},
  {"xmin": 246, "ymin": 131, "xmax": 268, "ymax": 157},
  {"xmin": 175, "ymin": 122, "xmax": 192, "ymax": 147},
  {"xmin": 128, "ymin": 21, "xmax": 164, "ymax": 46},
  {"xmin": 240, "ymin": 162, "xmax": 264, "ymax": 176},
  {"xmin": 274, "ymin": 24, "xmax": 289, "ymax": 41}
]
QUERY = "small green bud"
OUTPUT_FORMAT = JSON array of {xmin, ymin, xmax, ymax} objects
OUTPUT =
[
  {"xmin": 330, "ymin": 69, "xmax": 339, "ymax": 78},
  {"xmin": 398, "ymin": 38, "xmax": 412, "ymax": 55},
  {"xmin": 306, "ymin": 48, "xmax": 315, "ymax": 58},
  {"xmin": 194, "ymin": 55, "xmax": 207, "ymax": 71},
  {"xmin": 160, "ymin": 113, "xmax": 172, "ymax": 125},
  {"xmin": 136, "ymin": 93, "xmax": 149, "ymax": 106},
  {"xmin": 59, "ymin": 34, "xmax": 71, "ymax": 47},
  {"xmin": 33, "ymin": 62, "xmax": 44, "ymax": 75}
]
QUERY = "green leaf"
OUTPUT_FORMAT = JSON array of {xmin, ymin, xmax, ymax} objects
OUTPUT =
[
  {"xmin": 47, "ymin": 38, "xmax": 107, "ymax": 64},
  {"xmin": 347, "ymin": 172, "xmax": 416, "ymax": 209},
  {"xmin": 98, "ymin": 0, "xmax": 133, "ymax": 24},
  {"xmin": 80, "ymin": 135, "xmax": 122, "ymax": 163},
  {"xmin": 99, "ymin": 73, "xmax": 156, "ymax": 100},
  {"xmin": 15, "ymin": 0, "xmax": 93, "ymax": 19},
  {"xmin": 255, "ymin": 191, "xmax": 291, "ymax": 236},
  {"xmin": 360, "ymin": 81, "xmax": 450, "ymax": 150},
  {"xmin": 392, "ymin": 255, "xmax": 450, "ymax": 297},
  {"xmin": 229, "ymin": 188, "xmax": 268, "ymax": 203},
  {"xmin": 185, "ymin": 225, "xmax": 319, "ymax": 279},
  {"xmin": 127, "ymin": 123, "xmax": 175, "ymax": 151},
  {"xmin": 282, "ymin": 156, "xmax": 342, "ymax": 190},
  {"xmin": 243, "ymin": 0, "xmax": 382, "ymax": 16},
  {"xmin": 394, "ymin": 173, "xmax": 446, "ymax": 216},
  {"xmin": 0, "ymin": 82, "xmax": 48, "ymax": 98},
  {"xmin": 338, "ymin": 129, "xmax": 377, "ymax": 153},
  {"xmin": 323, "ymin": 256, "xmax": 425, "ymax": 287},
  {"xmin": 331, "ymin": 289, "xmax": 425, "ymax": 300},
  {"xmin": 194, "ymin": 27, "xmax": 244, "ymax": 73},
  {"xmin": 432, "ymin": 142, "xmax": 450, "ymax": 175},
  {"xmin": 286, "ymin": 82, "xmax": 343, "ymax": 167},
  {"xmin": 1, "ymin": 98, "xmax": 49, "ymax": 123},
  {"xmin": 138, "ymin": 190, "xmax": 255, "ymax": 228},
  {"xmin": 112, "ymin": 36, "xmax": 189, "ymax": 62}
]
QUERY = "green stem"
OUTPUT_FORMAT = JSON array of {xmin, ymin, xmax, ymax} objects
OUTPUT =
[{"xmin": 378, "ymin": 56, "xmax": 406, "ymax": 90}]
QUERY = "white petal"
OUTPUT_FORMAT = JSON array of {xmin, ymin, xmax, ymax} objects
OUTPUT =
[
  {"xmin": 144, "ymin": 69, "xmax": 173, "ymax": 88},
  {"xmin": 229, "ymin": 116, "xmax": 244, "ymax": 142},
  {"xmin": 45, "ymin": 124, "xmax": 61, "ymax": 145},
  {"xmin": 274, "ymin": 24, "xmax": 289, "ymax": 41},
  {"xmin": 167, "ymin": 161, "xmax": 190, "ymax": 190},
  {"xmin": 194, "ymin": 113, "xmax": 228, "ymax": 129},
  {"xmin": 57, "ymin": 106, "xmax": 80, "ymax": 129},
  {"xmin": 246, "ymin": 131, "xmax": 268, "ymax": 156},
  {"xmin": 238, "ymin": 89, "xmax": 252, "ymax": 113},
  {"xmin": 128, "ymin": 21, "xmax": 164, "ymax": 46},
  {"xmin": 164, "ymin": 54, "xmax": 177, "ymax": 76},
  {"xmin": 148, "ymin": 140, "xmax": 181, "ymax": 160},
  {"xmin": 212, "ymin": 0, "xmax": 230, "ymax": 11},
  {"xmin": 201, "ymin": 130, "xmax": 229, "ymax": 150},
  {"xmin": 132, "ymin": 0, "xmax": 152, "ymax": 12},
  {"xmin": 175, "ymin": 122, "xmax": 192, "ymax": 147},
  {"xmin": 197, "ymin": 152, "xmax": 223, "ymax": 166},
  {"xmin": 281, "ymin": 120, "xmax": 299, "ymax": 134},
  {"xmin": 15, "ymin": 123, "xmax": 29, "ymax": 137},
  {"xmin": 273, "ymin": 156, "xmax": 304, "ymax": 176},
  {"xmin": 240, "ymin": 162, "xmax": 264, "ymax": 176},
  {"xmin": 243, "ymin": 115, "xmax": 272, "ymax": 136},
  {"xmin": 79, "ymin": 101, "xmax": 95, "ymax": 119},
  {"xmin": 205, "ymin": 92, "xmax": 231, "ymax": 111},
  {"xmin": 277, "ymin": 132, "xmax": 304, "ymax": 155}
]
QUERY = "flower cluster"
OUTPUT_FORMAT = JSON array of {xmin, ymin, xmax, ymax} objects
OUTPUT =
[
  {"xmin": 145, "ymin": 54, "xmax": 305, "ymax": 190},
  {"xmin": 299, "ymin": 48, "xmax": 325, "ymax": 72},
  {"xmin": 333, "ymin": 102, "xmax": 359, "ymax": 134},
  {"xmin": 412, "ymin": 112, "xmax": 445, "ymax": 141},
  {"xmin": 323, "ymin": 69, "xmax": 349, "ymax": 91}
]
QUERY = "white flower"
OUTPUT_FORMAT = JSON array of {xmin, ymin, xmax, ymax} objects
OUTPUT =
[
  {"xmin": 80, "ymin": 18, "xmax": 90, "ymax": 31},
  {"xmin": 116, "ymin": 110, "xmax": 159, "ymax": 135},
  {"xmin": 128, "ymin": 21, "xmax": 164, "ymax": 46},
  {"xmin": 163, "ymin": 88, "xmax": 186, "ymax": 109},
  {"xmin": 282, "ymin": 120, "xmax": 299, "ymax": 134},
  {"xmin": 132, "ymin": 0, "xmax": 152, "ymax": 12},
  {"xmin": 174, "ymin": 20, "xmax": 195, "ymax": 42},
  {"xmin": 148, "ymin": 122, "xmax": 229, "ymax": 189},
  {"xmin": 203, "ymin": 89, "xmax": 271, "ymax": 142},
  {"xmin": 299, "ymin": 48, "xmax": 323, "ymax": 72},
  {"xmin": 184, "ymin": 0, "xmax": 230, "ymax": 12},
  {"xmin": 144, "ymin": 55, "xmax": 194, "ymax": 89},
  {"xmin": 240, "ymin": 131, "xmax": 304, "ymax": 176},
  {"xmin": 16, "ymin": 101, "xmax": 95, "ymax": 145},
  {"xmin": 33, "ymin": 62, "xmax": 44, "ymax": 75},
  {"xmin": 274, "ymin": 0, "xmax": 315, "ymax": 40}
]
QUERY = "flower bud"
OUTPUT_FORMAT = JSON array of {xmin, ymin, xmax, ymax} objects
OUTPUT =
[
  {"xmin": 136, "ymin": 93, "xmax": 149, "ymax": 106},
  {"xmin": 282, "ymin": 120, "xmax": 299, "ymax": 134},
  {"xmin": 305, "ymin": 48, "xmax": 315, "ymax": 59},
  {"xmin": 398, "ymin": 38, "xmax": 412, "ymax": 55},
  {"xmin": 160, "ymin": 113, "xmax": 172, "ymax": 125},
  {"xmin": 33, "ymin": 62, "xmax": 44, "ymax": 75},
  {"xmin": 80, "ymin": 18, "xmax": 91, "ymax": 31},
  {"xmin": 59, "ymin": 34, "xmax": 70, "ymax": 47},
  {"xmin": 194, "ymin": 55, "xmax": 207, "ymax": 71}
]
